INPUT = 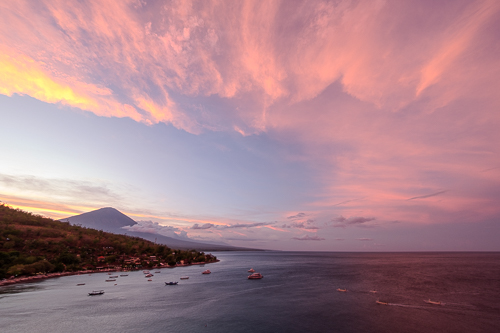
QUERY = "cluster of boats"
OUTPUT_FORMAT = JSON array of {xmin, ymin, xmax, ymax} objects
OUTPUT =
[{"xmin": 89, "ymin": 266, "xmax": 264, "ymax": 296}]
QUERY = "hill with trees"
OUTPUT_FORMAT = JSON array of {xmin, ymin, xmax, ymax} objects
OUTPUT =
[{"xmin": 0, "ymin": 203, "xmax": 216, "ymax": 280}]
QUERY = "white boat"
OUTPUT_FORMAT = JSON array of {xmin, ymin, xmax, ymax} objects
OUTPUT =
[
  {"xmin": 248, "ymin": 268, "xmax": 255, "ymax": 273},
  {"xmin": 337, "ymin": 288, "xmax": 347, "ymax": 292},
  {"xmin": 180, "ymin": 276, "xmax": 189, "ymax": 280},
  {"xmin": 88, "ymin": 290, "xmax": 104, "ymax": 296},
  {"xmin": 145, "ymin": 274, "xmax": 154, "ymax": 278},
  {"xmin": 202, "ymin": 270, "xmax": 211, "ymax": 274},
  {"xmin": 248, "ymin": 272, "xmax": 263, "ymax": 279},
  {"xmin": 376, "ymin": 300, "xmax": 389, "ymax": 305},
  {"xmin": 424, "ymin": 299, "xmax": 442, "ymax": 305}
]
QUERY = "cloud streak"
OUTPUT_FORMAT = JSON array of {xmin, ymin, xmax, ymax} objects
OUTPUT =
[{"xmin": 292, "ymin": 235, "xmax": 325, "ymax": 241}]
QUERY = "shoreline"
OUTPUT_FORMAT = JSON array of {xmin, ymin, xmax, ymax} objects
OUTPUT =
[{"xmin": 0, "ymin": 260, "xmax": 219, "ymax": 287}]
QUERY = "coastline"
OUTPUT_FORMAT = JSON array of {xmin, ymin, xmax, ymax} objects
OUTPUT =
[{"xmin": 0, "ymin": 260, "xmax": 219, "ymax": 287}]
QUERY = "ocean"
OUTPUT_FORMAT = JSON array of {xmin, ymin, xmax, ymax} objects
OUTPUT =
[{"xmin": 1, "ymin": 252, "xmax": 499, "ymax": 333}]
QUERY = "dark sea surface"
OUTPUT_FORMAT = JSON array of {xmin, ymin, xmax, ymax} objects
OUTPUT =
[{"xmin": 1, "ymin": 252, "xmax": 499, "ymax": 333}]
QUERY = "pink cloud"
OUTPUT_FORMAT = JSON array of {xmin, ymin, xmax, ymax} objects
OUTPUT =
[{"xmin": 2, "ymin": 0, "xmax": 500, "ymax": 229}]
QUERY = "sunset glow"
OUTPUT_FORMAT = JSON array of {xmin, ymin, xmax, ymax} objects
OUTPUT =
[{"xmin": 1, "ymin": 0, "xmax": 500, "ymax": 251}]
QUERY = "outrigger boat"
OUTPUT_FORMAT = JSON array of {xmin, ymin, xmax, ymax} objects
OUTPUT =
[
  {"xmin": 424, "ymin": 299, "xmax": 442, "ymax": 305},
  {"xmin": 88, "ymin": 290, "xmax": 104, "ymax": 296}
]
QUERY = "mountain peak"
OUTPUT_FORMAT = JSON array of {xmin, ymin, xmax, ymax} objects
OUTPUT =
[{"xmin": 62, "ymin": 207, "xmax": 137, "ymax": 231}]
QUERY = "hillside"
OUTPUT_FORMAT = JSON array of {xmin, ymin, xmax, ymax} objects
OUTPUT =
[{"xmin": 0, "ymin": 204, "xmax": 216, "ymax": 280}]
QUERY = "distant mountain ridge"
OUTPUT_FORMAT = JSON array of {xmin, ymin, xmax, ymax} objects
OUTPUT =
[{"xmin": 62, "ymin": 207, "xmax": 256, "ymax": 251}]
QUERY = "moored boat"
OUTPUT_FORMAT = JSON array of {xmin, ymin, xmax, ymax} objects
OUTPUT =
[
  {"xmin": 202, "ymin": 270, "xmax": 211, "ymax": 274},
  {"xmin": 120, "ymin": 274, "xmax": 128, "ymax": 277},
  {"xmin": 180, "ymin": 276, "xmax": 189, "ymax": 280},
  {"xmin": 105, "ymin": 279, "xmax": 116, "ymax": 282},
  {"xmin": 145, "ymin": 274, "xmax": 154, "ymax": 277},
  {"xmin": 248, "ymin": 268, "xmax": 255, "ymax": 273},
  {"xmin": 248, "ymin": 272, "xmax": 263, "ymax": 279},
  {"xmin": 88, "ymin": 290, "xmax": 104, "ymax": 296},
  {"xmin": 77, "ymin": 283, "xmax": 85, "ymax": 286},
  {"xmin": 165, "ymin": 281, "xmax": 178, "ymax": 285}
]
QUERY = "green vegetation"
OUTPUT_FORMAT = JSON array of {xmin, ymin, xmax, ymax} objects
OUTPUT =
[{"xmin": 0, "ymin": 203, "xmax": 216, "ymax": 279}]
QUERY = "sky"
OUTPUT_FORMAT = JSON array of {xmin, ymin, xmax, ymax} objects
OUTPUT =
[{"xmin": 1, "ymin": 0, "xmax": 500, "ymax": 251}]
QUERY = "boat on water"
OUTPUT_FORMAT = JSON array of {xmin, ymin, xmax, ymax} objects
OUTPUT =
[
  {"xmin": 120, "ymin": 274, "xmax": 128, "ymax": 277},
  {"xmin": 148, "ymin": 279, "xmax": 152, "ymax": 281},
  {"xmin": 155, "ymin": 271, "xmax": 161, "ymax": 273},
  {"xmin": 165, "ymin": 281, "xmax": 178, "ymax": 285},
  {"xmin": 105, "ymin": 279, "xmax": 116, "ymax": 282},
  {"xmin": 88, "ymin": 290, "xmax": 104, "ymax": 296},
  {"xmin": 180, "ymin": 276, "xmax": 189, "ymax": 280},
  {"xmin": 145, "ymin": 274, "xmax": 154, "ymax": 277},
  {"xmin": 143, "ymin": 270, "xmax": 150, "ymax": 274},
  {"xmin": 248, "ymin": 268, "xmax": 255, "ymax": 273},
  {"xmin": 109, "ymin": 275, "xmax": 118, "ymax": 278},
  {"xmin": 77, "ymin": 283, "xmax": 85, "ymax": 286},
  {"xmin": 376, "ymin": 300, "xmax": 389, "ymax": 305},
  {"xmin": 202, "ymin": 270, "xmax": 211, "ymax": 274},
  {"xmin": 424, "ymin": 299, "xmax": 442, "ymax": 305},
  {"xmin": 248, "ymin": 272, "xmax": 263, "ymax": 279},
  {"xmin": 369, "ymin": 290, "xmax": 377, "ymax": 293},
  {"xmin": 337, "ymin": 288, "xmax": 347, "ymax": 292}
]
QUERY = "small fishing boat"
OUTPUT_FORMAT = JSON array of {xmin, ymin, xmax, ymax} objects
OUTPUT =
[
  {"xmin": 148, "ymin": 279, "xmax": 152, "ymax": 281},
  {"xmin": 369, "ymin": 290, "xmax": 377, "ymax": 293},
  {"xmin": 88, "ymin": 290, "xmax": 104, "ymax": 296},
  {"xmin": 105, "ymin": 279, "xmax": 116, "ymax": 282},
  {"xmin": 109, "ymin": 275, "xmax": 118, "ymax": 278},
  {"xmin": 202, "ymin": 270, "xmax": 211, "ymax": 274},
  {"xmin": 337, "ymin": 288, "xmax": 347, "ymax": 292},
  {"xmin": 145, "ymin": 274, "xmax": 154, "ymax": 278},
  {"xmin": 376, "ymin": 300, "xmax": 389, "ymax": 305},
  {"xmin": 165, "ymin": 281, "xmax": 179, "ymax": 285},
  {"xmin": 180, "ymin": 276, "xmax": 189, "ymax": 280},
  {"xmin": 143, "ymin": 270, "xmax": 150, "ymax": 274},
  {"xmin": 248, "ymin": 268, "xmax": 255, "ymax": 273},
  {"xmin": 77, "ymin": 283, "xmax": 85, "ymax": 286},
  {"xmin": 120, "ymin": 274, "xmax": 128, "ymax": 277},
  {"xmin": 248, "ymin": 272, "xmax": 263, "ymax": 279},
  {"xmin": 424, "ymin": 299, "xmax": 442, "ymax": 305},
  {"xmin": 155, "ymin": 271, "xmax": 161, "ymax": 273}
]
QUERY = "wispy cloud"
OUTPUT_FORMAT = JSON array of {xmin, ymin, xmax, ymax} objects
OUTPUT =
[
  {"xmin": 332, "ymin": 216, "xmax": 376, "ymax": 228},
  {"xmin": 407, "ymin": 190, "xmax": 448, "ymax": 201},
  {"xmin": 292, "ymin": 235, "xmax": 325, "ymax": 241}
]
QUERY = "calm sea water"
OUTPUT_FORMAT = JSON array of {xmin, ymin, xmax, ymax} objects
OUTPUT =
[{"xmin": 1, "ymin": 252, "xmax": 499, "ymax": 333}]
